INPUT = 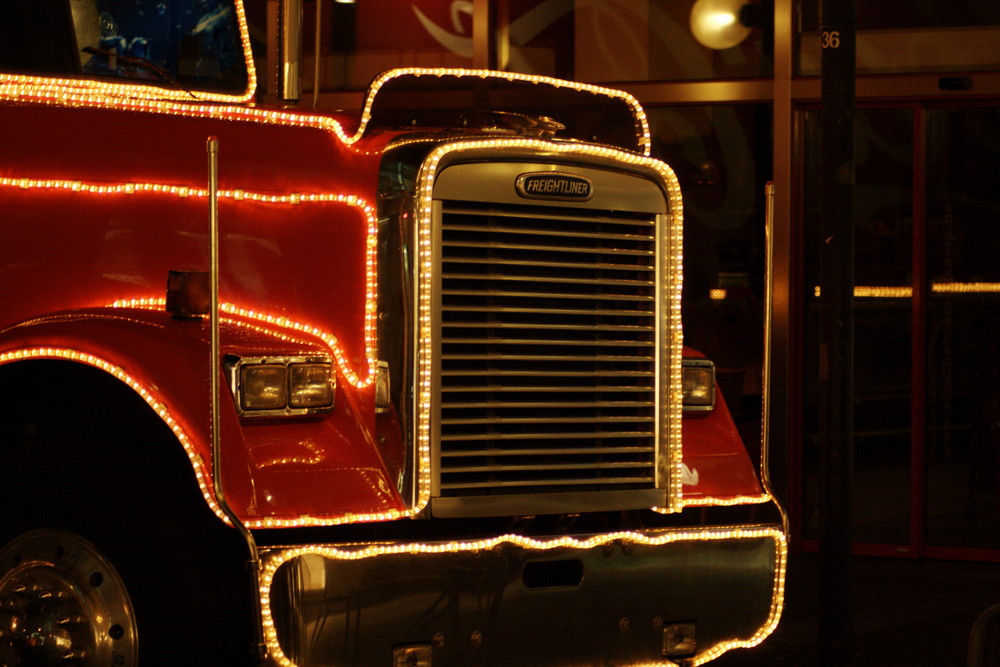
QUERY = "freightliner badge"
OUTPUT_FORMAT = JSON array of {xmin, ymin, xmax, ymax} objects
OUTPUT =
[{"xmin": 516, "ymin": 172, "xmax": 593, "ymax": 202}]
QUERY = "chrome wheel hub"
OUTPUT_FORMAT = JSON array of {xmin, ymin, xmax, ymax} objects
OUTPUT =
[{"xmin": 0, "ymin": 530, "xmax": 137, "ymax": 666}]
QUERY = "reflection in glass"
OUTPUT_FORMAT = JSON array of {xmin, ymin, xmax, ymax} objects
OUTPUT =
[
  {"xmin": 0, "ymin": 0, "xmax": 249, "ymax": 93},
  {"xmin": 244, "ymin": 0, "xmax": 475, "ymax": 93},
  {"xmin": 648, "ymin": 104, "xmax": 771, "ymax": 458},
  {"xmin": 801, "ymin": 107, "xmax": 914, "ymax": 547},
  {"xmin": 925, "ymin": 107, "xmax": 1000, "ymax": 550},
  {"xmin": 510, "ymin": 0, "xmax": 772, "ymax": 82},
  {"xmin": 267, "ymin": 0, "xmax": 776, "ymax": 92}
]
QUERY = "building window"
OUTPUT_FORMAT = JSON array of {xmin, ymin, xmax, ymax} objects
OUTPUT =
[
  {"xmin": 502, "ymin": 0, "xmax": 772, "ymax": 82},
  {"xmin": 797, "ymin": 1, "xmax": 1000, "ymax": 76}
]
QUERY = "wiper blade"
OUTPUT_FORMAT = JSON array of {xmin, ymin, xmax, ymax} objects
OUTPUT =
[{"xmin": 82, "ymin": 46, "xmax": 197, "ymax": 99}]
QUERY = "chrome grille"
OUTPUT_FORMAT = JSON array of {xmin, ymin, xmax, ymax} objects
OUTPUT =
[{"xmin": 434, "ymin": 199, "xmax": 660, "ymax": 507}]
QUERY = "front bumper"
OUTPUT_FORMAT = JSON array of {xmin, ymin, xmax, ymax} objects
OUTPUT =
[{"xmin": 260, "ymin": 525, "xmax": 786, "ymax": 667}]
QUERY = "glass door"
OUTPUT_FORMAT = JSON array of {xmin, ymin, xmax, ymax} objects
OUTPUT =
[
  {"xmin": 801, "ymin": 106, "xmax": 916, "ymax": 552},
  {"xmin": 798, "ymin": 103, "xmax": 1000, "ymax": 559},
  {"xmin": 924, "ymin": 106, "xmax": 1000, "ymax": 556}
]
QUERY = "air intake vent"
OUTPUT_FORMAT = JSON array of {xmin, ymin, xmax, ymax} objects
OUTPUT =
[{"xmin": 432, "ymin": 197, "xmax": 663, "ymax": 516}]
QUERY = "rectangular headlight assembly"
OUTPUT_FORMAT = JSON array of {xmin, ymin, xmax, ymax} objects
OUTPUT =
[
  {"xmin": 682, "ymin": 358, "xmax": 716, "ymax": 412},
  {"xmin": 227, "ymin": 356, "xmax": 335, "ymax": 418}
]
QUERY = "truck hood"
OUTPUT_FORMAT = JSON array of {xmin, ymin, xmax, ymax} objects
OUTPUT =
[{"xmin": 356, "ymin": 68, "xmax": 651, "ymax": 155}]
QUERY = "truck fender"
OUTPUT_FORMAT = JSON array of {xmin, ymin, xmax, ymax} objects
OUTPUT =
[{"xmin": 0, "ymin": 309, "xmax": 245, "ymax": 526}]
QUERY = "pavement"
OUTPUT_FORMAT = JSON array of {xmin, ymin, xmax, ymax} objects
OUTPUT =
[{"xmin": 711, "ymin": 550, "xmax": 1000, "ymax": 666}]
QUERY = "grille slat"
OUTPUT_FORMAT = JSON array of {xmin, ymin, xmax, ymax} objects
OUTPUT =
[
  {"xmin": 442, "ymin": 462, "xmax": 649, "ymax": 473},
  {"xmin": 443, "ymin": 222, "xmax": 655, "ymax": 244},
  {"xmin": 443, "ymin": 338, "xmax": 653, "ymax": 348},
  {"xmin": 443, "ymin": 305, "xmax": 655, "ymax": 318},
  {"xmin": 435, "ymin": 194, "xmax": 661, "ymax": 503},
  {"xmin": 441, "ymin": 446, "xmax": 655, "ymax": 456},
  {"xmin": 443, "ymin": 241, "xmax": 654, "ymax": 260},
  {"xmin": 443, "ymin": 272, "xmax": 655, "ymax": 288},
  {"xmin": 440, "ymin": 322, "xmax": 655, "ymax": 332},
  {"xmin": 444, "ymin": 255, "xmax": 654, "ymax": 273},
  {"xmin": 439, "ymin": 431, "xmax": 654, "ymax": 442},
  {"xmin": 441, "ymin": 476, "xmax": 656, "ymax": 490},
  {"xmin": 443, "ymin": 351, "xmax": 653, "ymax": 359},
  {"xmin": 441, "ymin": 385, "xmax": 651, "ymax": 392},
  {"xmin": 443, "ymin": 401, "xmax": 653, "ymax": 410},
  {"xmin": 442, "ymin": 416, "xmax": 655, "ymax": 426},
  {"xmin": 443, "ymin": 289, "xmax": 655, "ymax": 302},
  {"xmin": 442, "ymin": 369, "xmax": 654, "ymax": 378},
  {"xmin": 443, "ymin": 205, "xmax": 657, "ymax": 228},
  {"xmin": 444, "ymin": 460, "xmax": 655, "ymax": 472}
]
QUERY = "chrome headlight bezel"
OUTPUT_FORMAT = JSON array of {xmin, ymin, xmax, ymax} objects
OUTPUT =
[{"xmin": 226, "ymin": 355, "xmax": 336, "ymax": 418}]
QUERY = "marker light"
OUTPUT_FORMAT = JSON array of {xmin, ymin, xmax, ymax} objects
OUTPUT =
[
  {"xmin": 374, "ymin": 360, "xmax": 391, "ymax": 413},
  {"xmin": 682, "ymin": 358, "xmax": 716, "ymax": 411}
]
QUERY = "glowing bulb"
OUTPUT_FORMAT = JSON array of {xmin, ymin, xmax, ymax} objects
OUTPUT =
[
  {"xmin": 709, "ymin": 11, "xmax": 737, "ymax": 28},
  {"xmin": 690, "ymin": 0, "xmax": 753, "ymax": 50}
]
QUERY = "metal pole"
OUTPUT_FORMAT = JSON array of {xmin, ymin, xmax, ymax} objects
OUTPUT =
[
  {"xmin": 818, "ymin": 0, "xmax": 856, "ymax": 664},
  {"xmin": 208, "ymin": 138, "xmax": 268, "ymax": 663}
]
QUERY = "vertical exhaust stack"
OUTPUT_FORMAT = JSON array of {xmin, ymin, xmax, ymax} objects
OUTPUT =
[{"xmin": 279, "ymin": 0, "xmax": 303, "ymax": 102}]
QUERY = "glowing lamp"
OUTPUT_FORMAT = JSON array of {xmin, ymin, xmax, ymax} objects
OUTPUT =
[{"xmin": 690, "ymin": 0, "xmax": 753, "ymax": 50}]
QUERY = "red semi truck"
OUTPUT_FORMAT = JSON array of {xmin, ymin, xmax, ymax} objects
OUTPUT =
[{"xmin": 0, "ymin": 2, "xmax": 786, "ymax": 665}]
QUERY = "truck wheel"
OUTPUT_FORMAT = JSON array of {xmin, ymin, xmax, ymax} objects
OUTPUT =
[
  {"xmin": 0, "ymin": 529, "xmax": 138, "ymax": 666},
  {"xmin": 0, "ymin": 441, "xmax": 255, "ymax": 666},
  {"xmin": 0, "ymin": 443, "xmax": 254, "ymax": 661},
  {"xmin": 0, "ymin": 365, "xmax": 256, "ymax": 664}
]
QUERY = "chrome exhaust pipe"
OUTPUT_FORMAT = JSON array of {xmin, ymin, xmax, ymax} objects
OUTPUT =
[{"xmin": 280, "ymin": 0, "xmax": 303, "ymax": 101}]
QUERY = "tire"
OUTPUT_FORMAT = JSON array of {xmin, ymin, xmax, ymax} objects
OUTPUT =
[{"xmin": 0, "ymin": 364, "xmax": 256, "ymax": 666}]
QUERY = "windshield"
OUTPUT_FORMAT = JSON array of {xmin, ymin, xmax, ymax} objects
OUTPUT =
[{"xmin": 0, "ymin": 0, "xmax": 250, "ymax": 96}]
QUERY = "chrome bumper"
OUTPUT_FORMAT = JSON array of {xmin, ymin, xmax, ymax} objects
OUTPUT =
[{"xmin": 259, "ymin": 525, "xmax": 786, "ymax": 667}]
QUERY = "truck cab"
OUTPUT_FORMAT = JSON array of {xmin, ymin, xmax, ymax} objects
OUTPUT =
[{"xmin": 0, "ymin": 2, "xmax": 786, "ymax": 665}]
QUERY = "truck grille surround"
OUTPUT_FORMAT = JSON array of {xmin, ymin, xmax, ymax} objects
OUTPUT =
[{"xmin": 427, "ymin": 161, "xmax": 670, "ymax": 517}]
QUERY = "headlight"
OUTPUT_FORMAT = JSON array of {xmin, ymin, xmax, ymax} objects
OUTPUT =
[
  {"xmin": 288, "ymin": 363, "xmax": 335, "ymax": 409},
  {"xmin": 241, "ymin": 364, "xmax": 288, "ymax": 410},
  {"xmin": 228, "ymin": 356, "xmax": 335, "ymax": 417},
  {"xmin": 682, "ymin": 358, "xmax": 716, "ymax": 411}
]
